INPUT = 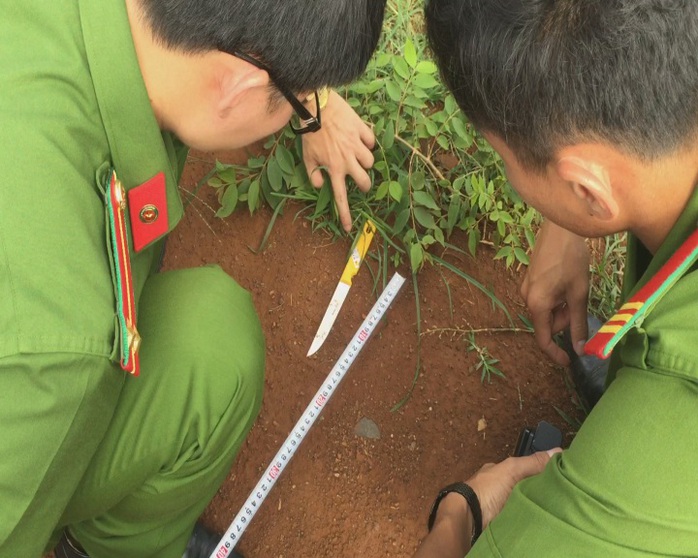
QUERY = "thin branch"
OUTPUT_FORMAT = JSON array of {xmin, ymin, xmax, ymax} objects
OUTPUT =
[
  {"xmin": 421, "ymin": 326, "xmax": 533, "ymax": 338},
  {"xmin": 394, "ymin": 134, "xmax": 446, "ymax": 182}
]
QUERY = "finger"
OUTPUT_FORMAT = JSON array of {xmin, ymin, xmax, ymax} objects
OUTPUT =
[
  {"xmin": 348, "ymin": 161, "xmax": 371, "ymax": 192},
  {"xmin": 304, "ymin": 156, "xmax": 326, "ymax": 189},
  {"xmin": 330, "ymin": 173, "xmax": 352, "ymax": 232},
  {"xmin": 520, "ymin": 273, "xmax": 530, "ymax": 299},
  {"xmin": 355, "ymin": 145, "xmax": 375, "ymax": 170},
  {"xmin": 568, "ymin": 297, "xmax": 590, "ymax": 356},
  {"xmin": 532, "ymin": 311, "xmax": 570, "ymax": 366},
  {"xmin": 359, "ymin": 121, "xmax": 376, "ymax": 149},
  {"xmin": 541, "ymin": 337, "xmax": 570, "ymax": 367},
  {"xmin": 310, "ymin": 166, "xmax": 325, "ymax": 188},
  {"xmin": 506, "ymin": 450, "xmax": 555, "ymax": 482},
  {"xmin": 550, "ymin": 304, "xmax": 570, "ymax": 335}
]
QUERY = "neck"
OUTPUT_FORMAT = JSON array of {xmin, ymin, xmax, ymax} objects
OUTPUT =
[
  {"xmin": 124, "ymin": 0, "xmax": 212, "ymax": 132},
  {"xmin": 628, "ymin": 144, "xmax": 698, "ymax": 254}
]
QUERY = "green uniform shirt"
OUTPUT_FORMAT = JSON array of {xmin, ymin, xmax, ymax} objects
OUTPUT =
[
  {"xmin": 471, "ymin": 191, "xmax": 698, "ymax": 556},
  {"xmin": 0, "ymin": 0, "xmax": 190, "ymax": 550},
  {"xmin": 0, "ymin": 0, "xmax": 186, "ymax": 362}
]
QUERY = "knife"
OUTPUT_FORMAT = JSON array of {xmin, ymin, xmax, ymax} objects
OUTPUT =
[{"xmin": 307, "ymin": 220, "xmax": 377, "ymax": 357}]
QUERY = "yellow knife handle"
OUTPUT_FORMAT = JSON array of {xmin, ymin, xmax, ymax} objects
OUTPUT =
[{"xmin": 340, "ymin": 220, "xmax": 376, "ymax": 285}]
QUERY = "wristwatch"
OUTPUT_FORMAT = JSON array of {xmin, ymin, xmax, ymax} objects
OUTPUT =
[{"xmin": 427, "ymin": 481, "xmax": 483, "ymax": 545}]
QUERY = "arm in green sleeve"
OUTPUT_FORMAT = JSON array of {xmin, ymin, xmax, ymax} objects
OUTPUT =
[
  {"xmin": 469, "ymin": 366, "xmax": 698, "ymax": 557},
  {"xmin": 0, "ymin": 352, "xmax": 122, "ymax": 556}
]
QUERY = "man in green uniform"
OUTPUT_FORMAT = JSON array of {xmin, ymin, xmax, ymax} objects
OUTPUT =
[
  {"xmin": 415, "ymin": 1, "xmax": 698, "ymax": 556},
  {"xmin": 0, "ymin": 1, "xmax": 386, "ymax": 557}
]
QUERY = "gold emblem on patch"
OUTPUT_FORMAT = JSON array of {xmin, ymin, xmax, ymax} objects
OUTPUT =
[{"xmin": 139, "ymin": 204, "xmax": 159, "ymax": 224}]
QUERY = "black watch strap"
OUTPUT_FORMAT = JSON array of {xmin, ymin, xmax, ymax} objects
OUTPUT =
[{"xmin": 427, "ymin": 482, "xmax": 483, "ymax": 544}]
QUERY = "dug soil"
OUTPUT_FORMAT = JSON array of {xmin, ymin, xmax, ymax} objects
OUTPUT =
[{"xmin": 166, "ymin": 151, "xmax": 584, "ymax": 558}]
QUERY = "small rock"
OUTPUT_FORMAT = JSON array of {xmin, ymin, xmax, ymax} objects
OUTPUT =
[{"xmin": 354, "ymin": 417, "xmax": 381, "ymax": 440}]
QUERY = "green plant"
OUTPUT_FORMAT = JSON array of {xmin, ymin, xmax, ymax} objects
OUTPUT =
[
  {"xmin": 588, "ymin": 233, "xmax": 626, "ymax": 320},
  {"xmin": 207, "ymin": 1, "xmax": 538, "ymax": 279},
  {"xmin": 203, "ymin": 0, "xmax": 625, "ymax": 403},
  {"xmin": 466, "ymin": 333, "xmax": 505, "ymax": 384}
]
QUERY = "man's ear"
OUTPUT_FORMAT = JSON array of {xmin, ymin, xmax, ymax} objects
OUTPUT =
[
  {"xmin": 215, "ymin": 54, "xmax": 270, "ymax": 117},
  {"xmin": 556, "ymin": 155, "xmax": 619, "ymax": 220}
]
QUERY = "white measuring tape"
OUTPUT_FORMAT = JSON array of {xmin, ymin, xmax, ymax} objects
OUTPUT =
[{"xmin": 210, "ymin": 272, "xmax": 406, "ymax": 558}]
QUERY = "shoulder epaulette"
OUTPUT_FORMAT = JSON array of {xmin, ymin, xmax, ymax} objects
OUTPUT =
[
  {"xmin": 585, "ymin": 227, "xmax": 698, "ymax": 359},
  {"xmin": 106, "ymin": 170, "xmax": 141, "ymax": 376}
]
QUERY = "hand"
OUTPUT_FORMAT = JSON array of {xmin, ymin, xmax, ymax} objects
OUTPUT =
[
  {"xmin": 413, "ymin": 450, "xmax": 559, "ymax": 558},
  {"xmin": 301, "ymin": 90, "xmax": 375, "ymax": 232},
  {"xmin": 466, "ymin": 450, "xmax": 559, "ymax": 529},
  {"xmin": 521, "ymin": 221, "xmax": 590, "ymax": 366}
]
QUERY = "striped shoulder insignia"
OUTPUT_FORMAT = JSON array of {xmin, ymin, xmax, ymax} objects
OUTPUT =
[
  {"xmin": 106, "ymin": 170, "xmax": 141, "ymax": 376},
  {"xmin": 585, "ymin": 227, "xmax": 698, "ymax": 359}
]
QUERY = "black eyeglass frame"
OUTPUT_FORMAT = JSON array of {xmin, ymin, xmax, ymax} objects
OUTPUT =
[{"xmin": 226, "ymin": 50, "xmax": 322, "ymax": 135}]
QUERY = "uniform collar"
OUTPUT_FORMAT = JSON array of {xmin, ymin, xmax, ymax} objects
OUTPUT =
[
  {"xmin": 78, "ymin": 0, "xmax": 179, "ymax": 196},
  {"xmin": 629, "ymin": 185, "xmax": 698, "ymax": 294},
  {"xmin": 586, "ymin": 186, "xmax": 698, "ymax": 359}
]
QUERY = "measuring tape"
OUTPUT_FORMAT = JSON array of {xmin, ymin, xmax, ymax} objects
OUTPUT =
[{"xmin": 210, "ymin": 272, "xmax": 406, "ymax": 558}]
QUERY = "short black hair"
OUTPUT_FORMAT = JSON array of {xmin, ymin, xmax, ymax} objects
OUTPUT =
[
  {"xmin": 426, "ymin": 0, "xmax": 698, "ymax": 170},
  {"xmin": 138, "ymin": 0, "xmax": 387, "ymax": 94}
]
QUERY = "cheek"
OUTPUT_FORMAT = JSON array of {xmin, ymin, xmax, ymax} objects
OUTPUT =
[{"xmin": 269, "ymin": 104, "xmax": 294, "ymax": 131}]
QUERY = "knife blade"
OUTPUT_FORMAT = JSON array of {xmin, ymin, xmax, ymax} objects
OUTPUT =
[{"xmin": 307, "ymin": 220, "xmax": 377, "ymax": 356}]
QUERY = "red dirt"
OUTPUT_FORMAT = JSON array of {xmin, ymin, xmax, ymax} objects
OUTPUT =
[{"xmin": 162, "ymin": 152, "xmax": 583, "ymax": 558}]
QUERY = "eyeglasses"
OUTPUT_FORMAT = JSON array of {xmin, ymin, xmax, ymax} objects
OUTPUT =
[{"xmin": 227, "ymin": 50, "xmax": 322, "ymax": 135}]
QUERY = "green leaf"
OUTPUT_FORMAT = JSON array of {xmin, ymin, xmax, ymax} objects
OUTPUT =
[
  {"xmin": 425, "ymin": 118, "xmax": 439, "ymax": 137},
  {"xmin": 262, "ymin": 172, "xmax": 284, "ymax": 210},
  {"xmin": 375, "ymin": 181, "xmax": 390, "ymax": 201},
  {"xmin": 393, "ymin": 208, "xmax": 411, "ymax": 234},
  {"xmin": 216, "ymin": 185, "xmax": 238, "ymax": 218},
  {"xmin": 275, "ymin": 144, "xmax": 295, "ymax": 175},
  {"xmin": 433, "ymin": 226, "xmax": 445, "ymax": 246},
  {"xmin": 411, "ymin": 171, "xmax": 426, "ymax": 191},
  {"xmin": 495, "ymin": 246, "xmax": 513, "ymax": 260},
  {"xmin": 410, "ymin": 242, "xmax": 424, "ymax": 272},
  {"xmin": 497, "ymin": 218, "xmax": 506, "ymax": 237},
  {"xmin": 217, "ymin": 167, "xmax": 237, "ymax": 184},
  {"xmin": 404, "ymin": 39, "xmax": 418, "ymax": 68},
  {"xmin": 382, "ymin": 119, "xmax": 395, "ymax": 150},
  {"xmin": 375, "ymin": 52, "xmax": 391, "ymax": 67},
  {"xmin": 416, "ymin": 61, "xmax": 437, "ymax": 74},
  {"xmin": 393, "ymin": 57, "xmax": 411, "ymax": 80},
  {"xmin": 386, "ymin": 80, "xmax": 402, "ymax": 102},
  {"xmin": 208, "ymin": 177, "xmax": 223, "ymax": 188},
  {"xmin": 247, "ymin": 156, "xmax": 265, "ymax": 170},
  {"xmin": 414, "ymin": 206, "xmax": 437, "ymax": 229},
  {"xmin": 266, "ymin": 160, "xmax": 284, "ymax": 192},
  {"xmin": 290, "ymin": 162, "xmax": 310, "ymax": 190},
  {"xmin": 447, "ymin": 195, "xmax": 462, "ymax": 234},
  {"xmin": 389, "ymin": 181, "xmax": 403, "ymax": 202},
  {"xmin": 366, "ymin": 80, "xmax": 385, "ymax": 94},
  {"xmin": 445, "ymin": 95, "xmax": 458, "ymax": 115},
  {"xmin": 313, "ymin": 183, "xmax": 332, "ymax": 218},
  {"xmin": 248, "ymin": 179, "xmax": 260, "ymax": 214},
  {"xmin": 468, "ymin": 228, "xmax": 480, "ymax": 256},
  {"xmin": 412, "ymin": 190, "xmax": 440, "ymax": 211},
  {"xmin": 413, "ymin": 73, "xmax": 439, "ymax": 89},
  {"xmin": 525, "ymin": 227, "xmax": 536, "ymax": 249},
  {"xmin": 451, "ymin": 117, "xmax": 468, "ymax": 140},
  {"xmin": 514, "ymin": 247, "xmax": 530, "ymax": 266}
]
